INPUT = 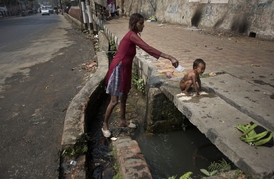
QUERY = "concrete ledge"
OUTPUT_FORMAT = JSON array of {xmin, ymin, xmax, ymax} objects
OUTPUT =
[
  {"xmin": 202, "ymin": 73, "xmax": 274, "ymax": 131},
  {"xmin": 63, "ymin": 12, "xmax": 82, "ymax": 27},
  {"xmin": 61, "ymin": 50, "xmax": 108, "ymax": 146},
  {"xmin": 160, "ymin": 79, "xmax": 274, "ymax": 178}
]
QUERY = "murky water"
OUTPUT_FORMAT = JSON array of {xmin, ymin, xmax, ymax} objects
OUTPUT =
[
  {"xmin": 86, "ymin": 86, "xmax": 232, "ymax": 179},
  {"xmin": 134, "ymin": 126, "xmax": 227, "ymax": 178}
]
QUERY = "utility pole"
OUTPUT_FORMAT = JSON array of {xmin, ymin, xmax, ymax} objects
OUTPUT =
[
  {"xmin": 80, "ymin": 0, "xmax": 88, "ymax": 30},
  {"xmin": 89, "ymin": 0, "xmax": 98, "ymax": 35},
  {"xmin": 85, "ymin": 0, "xmax": 93, "ymax": 34}
]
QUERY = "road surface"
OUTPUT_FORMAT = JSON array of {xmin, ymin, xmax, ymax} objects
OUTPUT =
[{"xmin": 0, "ymin": 14, "xmax": 95, "ymax": 178}]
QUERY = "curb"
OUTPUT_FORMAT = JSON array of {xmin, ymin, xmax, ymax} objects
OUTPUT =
[
  {"xmin": 61, "ymin": 14, "xmax": 153, "ymax": 179},
  {"xmin": 61, "ymin": 51, "xmax": 108, "ymax": 146}
]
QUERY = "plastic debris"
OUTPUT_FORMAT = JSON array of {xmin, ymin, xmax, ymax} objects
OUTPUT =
[
  {"xmin": 110, "ymin": 137, "xmax": 118, "ymax": 141},
  {"xmin": 86, "ymin": 61, "xmax": 97, "ymax": 68},
  {"xmin": 70, "ymin": 160, "xmax": 77, "ymax": 166},
  {"xmin": 82, "ymin": 61, "xmax": 98, "ymax": 71},
  {"xmin": 158, "ymin": 23, "xmax": 166, "ymax": 27},
  {"xmin": 209, "ymin": 72, "xmax": 216, "ymax": 77},
  {"xmin": 200, "ymin": 91, "xmax": 209, "ymax": 95},
  {"xmin": 147, "ymin": 15, "xmax": 157, "ymax": 22},
  {"xmin": 175, "ymin": 65, "xmax": 185, "ymax": 72},
  {"xmin": 251, "ymin": 64, "xmax": 261, "ymax": 67}
]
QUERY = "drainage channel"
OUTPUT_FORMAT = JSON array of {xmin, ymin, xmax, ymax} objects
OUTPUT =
[{"xmin": 84, "ymin": 84, "xmax": 237, "ymax": 179}]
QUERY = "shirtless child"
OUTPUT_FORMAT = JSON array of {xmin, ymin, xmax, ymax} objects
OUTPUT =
[{"xmin": 179, "ymin": 59, "xmax": 206, "ymax": 96}]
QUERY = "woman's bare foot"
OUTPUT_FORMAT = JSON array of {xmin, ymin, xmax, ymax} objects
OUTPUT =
[
  {"xmin": 119, "ymin": 120, "xmax": 136, "ymax": 128},
  {"xmin": 119, "ymin": 120, "xmax": 129, "ymax": 127}
]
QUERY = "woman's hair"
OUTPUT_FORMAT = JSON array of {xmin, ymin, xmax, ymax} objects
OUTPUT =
[
  {"xmin": 193, "ymin": 58, "xmax": 206, "ymax": 69},
  {"xmin": 129, "ymin": 13, "xmax": 144, "ymax": 32}
]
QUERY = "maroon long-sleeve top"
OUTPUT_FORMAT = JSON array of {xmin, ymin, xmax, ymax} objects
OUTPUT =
[{"xmin": 106, "ymin": 30, "xmax": 162, "ymax": 94}]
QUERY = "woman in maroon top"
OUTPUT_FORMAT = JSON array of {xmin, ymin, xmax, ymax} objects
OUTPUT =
[{"xmin": 102, "ymin": 13, "xmax": 179, "ymax": 138}]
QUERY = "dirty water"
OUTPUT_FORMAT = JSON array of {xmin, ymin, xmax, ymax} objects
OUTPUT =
[{"xmin": 84, "ymin": 84, "xmax": 234, "ymax": 179}]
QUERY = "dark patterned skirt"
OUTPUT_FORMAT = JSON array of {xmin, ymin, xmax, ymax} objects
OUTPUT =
[{"xmin": 106, "ymin": 62, "xmax": 123, "ymax": 96}]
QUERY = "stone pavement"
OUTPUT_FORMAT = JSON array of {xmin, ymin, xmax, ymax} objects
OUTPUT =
[{"xmin": 99, "ymin": 16, "xmax": 274, "ymax": 178}]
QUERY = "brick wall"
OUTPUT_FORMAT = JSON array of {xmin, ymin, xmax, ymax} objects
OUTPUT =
[{"xmin": 68, "ymin": 6, "xmax": 82, "ymax": 22}]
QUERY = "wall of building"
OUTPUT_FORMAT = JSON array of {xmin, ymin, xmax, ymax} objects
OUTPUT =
[{"xmin": 93, "ymin": 0, "xmax": 274, "ymax": 40}]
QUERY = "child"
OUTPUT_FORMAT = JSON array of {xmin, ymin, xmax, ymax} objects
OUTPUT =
[
  {"xmin": 179, "ymin": 59, "xmax": 206, "ymax": 96},
  {"xmin": 103, "ymin": 6, "xmax": 111, "ymax": 21}
]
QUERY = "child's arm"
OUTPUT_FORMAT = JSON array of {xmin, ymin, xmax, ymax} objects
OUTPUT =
[
  {"xmin": 197, "ymin": 76, "xmax": 202, "ymax": 91},
  {"xmin": 191, "ymin": 74, "xmax": 199, "ymax": 95}
]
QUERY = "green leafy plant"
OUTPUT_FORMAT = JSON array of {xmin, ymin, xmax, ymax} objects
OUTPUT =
[
  {"xmin": 61, "ymin": 134, "xmax": 88, "ymax": 157},
  {"xmin": 111, "ymin": 147, "xmax": 123, "ymax": 179},
  {"xmin": 200, "ymin": 158, "xmax": 231, "ymax": 177},
  {"xmin": 135, "ymin": 78, "xmax": 145, "ymax": 93},
  {"xmin": 200, "ymin": 169, "xmax": 218, "ymax": 176},
  {"xmin": 208, "ymin": 158, "xmax": 231, "ymax": 172},
  {"xmin": 108, "ymin": 40, "xmax": 117, "ymax": 60},
  {"xmin": 168, "ymin": 172, "xmax": 193, "ymax": 179},
  {"xmin": 113, "ymin": 173, "xmax": 122, "ymax": 179},
  {"xmin": 181, "ymin": 122, "xmax": 188, "ymax": 131},
  {"xmin": 109, "ymin": 40, "xmax": 117, "ymax": 51},
  {"xmin": 132, "ymin": 65, "xmax": 146, "ymax": 94},
  {"xmin": 179, "ymin": 172, "xmax": 193, "ymax": 179}
]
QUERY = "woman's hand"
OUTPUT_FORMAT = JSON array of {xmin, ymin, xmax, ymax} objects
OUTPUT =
[{"xmin": 169, "ymin": 56, "xmax": 179, "ymax": 68}]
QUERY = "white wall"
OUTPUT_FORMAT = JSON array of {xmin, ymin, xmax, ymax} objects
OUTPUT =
[{"xmin": 93, "ymin": 0, "xmax": 274, "ymax": 40}]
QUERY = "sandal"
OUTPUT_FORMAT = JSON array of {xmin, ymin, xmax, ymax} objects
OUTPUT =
[
  {"xmin": 101, "ymin": 128, "xmax": 111, "ymax": 138},
  {"xmin": 128, "ymin": 122, "xmax": 137, "ymax": 129}
]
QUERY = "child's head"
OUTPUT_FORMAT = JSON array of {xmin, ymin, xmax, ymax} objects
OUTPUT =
[
  {"xmin": 129, "ymin": 13, "xmax": 145, "ymax": 33},
  {"xmin": 193, "ymin": 58, "xmax": 206, "ymax": 74}
]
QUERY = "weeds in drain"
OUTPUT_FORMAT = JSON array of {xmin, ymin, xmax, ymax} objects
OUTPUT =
[
  {"xmin": 181, "ymin": 122, "xmax": 188, "ymax": 131},
  {"xmin": 109, "ymin": 40, "xmax": 117, "ymax": 52},
  {"xmin": 112, "ymin": 147, "xmax": 123, "ymax": 179},
  {"xmin": 200, "ymin": 158, "xmax": 231, "ymax": 177},
  {"xmin": 113, "ymin": 172, "xmax": 122, "ymax": 179},
  {"xmin": 132, "ymin": 65, "xmax": 146, "ymax": 94},
  {"xmin": 61, "ymin": 134, "xmax": 88, "ymax": 158},
  {"xmin": 108, "ymin": 40, "xmax": 117, "ymax": 60},
  {"xmin": 168, "ymin": 171, "xmax": 193, "ymax": 179}
]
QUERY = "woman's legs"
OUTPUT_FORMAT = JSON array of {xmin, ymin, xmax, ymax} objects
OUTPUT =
[
  {"xmin": 119, "ymin": 93, "xmax": 128, "ymax": 126},
  {"xmin": 103, "ymin": 95, "xmax": 119, "ymax": 130}
]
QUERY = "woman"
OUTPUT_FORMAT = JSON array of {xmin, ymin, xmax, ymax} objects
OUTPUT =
[
  {"xmin": 102, "ymin": 13, "xmax": 179, "ymax": 137},
  {"xmin": 107, "ymin": 0, "xmax": 116, "ymax": 17}
]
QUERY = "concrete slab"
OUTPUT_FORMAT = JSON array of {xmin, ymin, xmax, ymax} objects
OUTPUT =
[
  {"xmin": 223, "ymin": 65, "xmax": 274, "ymax": 93},
  {"xmin": 160, "ymin": 79, "xmax": 274, "ymax": 178},
  {"xmin": 202, "ymin": 73, "xmax": 274, "ymax": 132},
  {"xmin": 92, "ymin": 15, "xmax": 274, "ymax": 178}
]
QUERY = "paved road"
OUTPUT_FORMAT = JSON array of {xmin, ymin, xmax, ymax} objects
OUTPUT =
[
  {"xmin": 0, "ymin": 14, "xmax": 72, "ymax": 92},
  {"xmin": 0, "ymin": 14, "xmax": 95, "ymax": 178}
]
